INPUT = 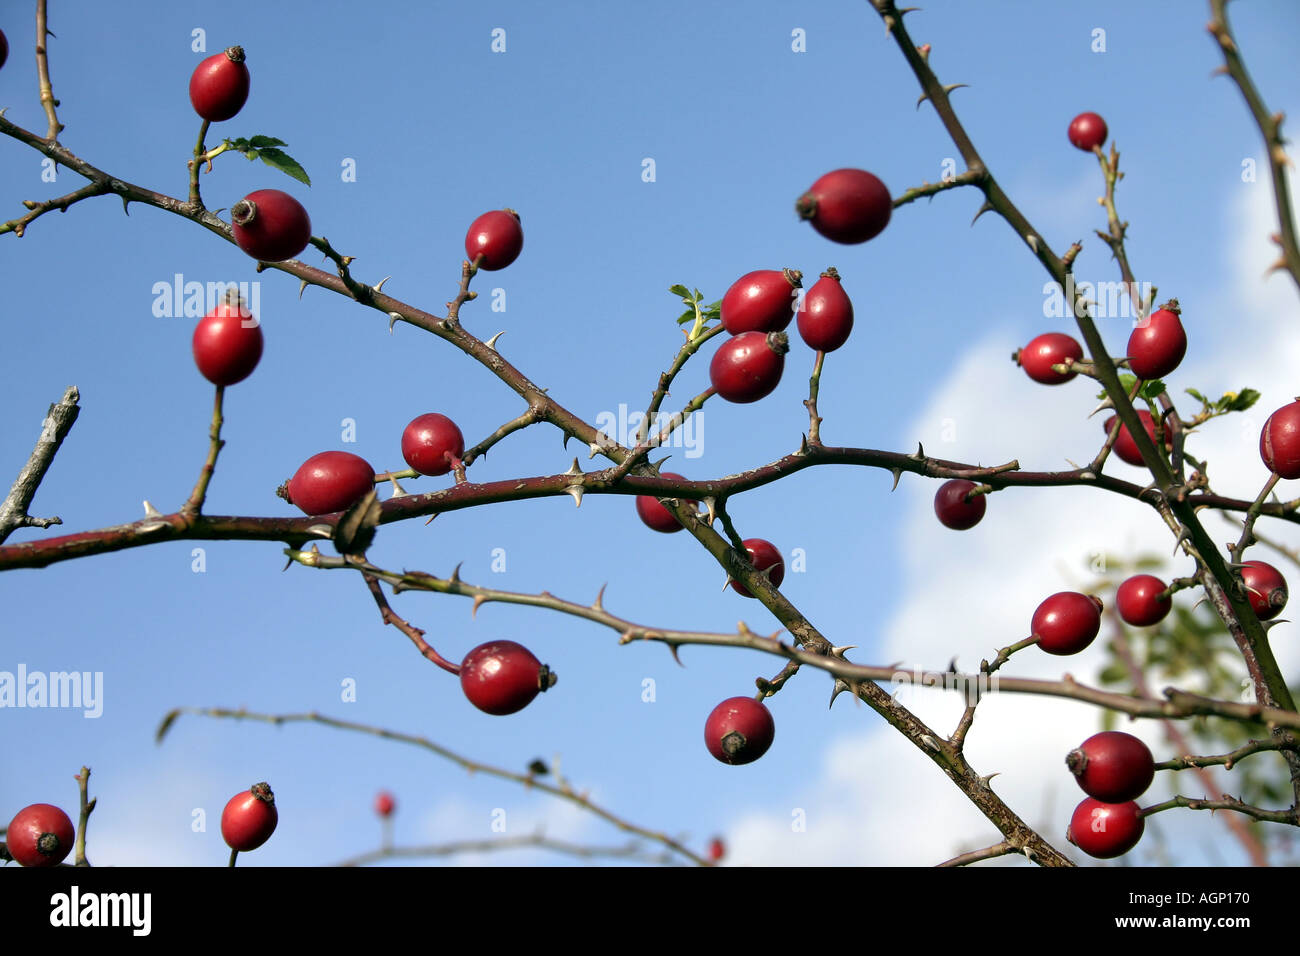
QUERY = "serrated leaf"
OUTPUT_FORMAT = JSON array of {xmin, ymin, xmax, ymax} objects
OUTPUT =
[
  {"xmin": 1139, "ymin": 380, "xmax": 1167, "ymax": 400},
  {"xmin": 1228, "ymin": 388, "xmax": 1260, "ymax": 412},
  {"xmin": 258, "ymin": 147, "xmax": 312, "ymax": 186},
  {"xmin": 676, "ymin": 309, "xmax": 696, "ymax": 325},
  {"xmin": 668, "ymin": 284, "xmax": 692, "ymax": 299},
  {"xmin": 247, "ymin": 135, "xmax": 288, "ymax": 148},
  {"xmin": 1185, "ymin": 387, "xmax": 1209, "ymax": 405}
]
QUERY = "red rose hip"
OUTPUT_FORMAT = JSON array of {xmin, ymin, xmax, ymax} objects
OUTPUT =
[
  {"xmin": 704, "ymin": 696, "xmax": 775, "ymax": 765},
  {"xmin": 401, "ymin": 413, "xmax": 464, "ymax": 477},
  {"xmin": 374, "ymin": 791, "xmax": 396, "ymax": 818},
  {"xmin": 729, "ymin": 538, "xmax": 785, "ymax": 598},
  {"xmin": 720, "ymin": 269, "xmax": 801, "ymax": 335},
  {"xmin": 1127, "ymin": 308, "xmax": 1187, "ymax": 380},
  {"xmin": 192, "ymin": 297, "xmax": 263, "ymax": 386},
  {"xmin": 189, "ymin": 46, "xmax": 250, "ymax": 122},
  {"xmin": 710, "ymin": 331, "xmax": 787, "ymax": 403},
  {"xmin": 1032, "ymin": 591, "xmax": 1103, "ymax": 655},
  {"xmin": 1016, "ymin": 332, "xmax": 1083, "ymax": 385},
  {"xmin": 1104, "ymin": 410, "xmax": 1171, "ymax": 467},
  {"xmin": 1239, "ymin": 560, "xmax": 1288, "ymax": 620},
  {"xmin": 796, "ymin": 268, "xmax": 854, "ymax": 352},
  {"xmin": 459, "ymin": 640, "xmax": 556, "ymax": 715},
  {"xmin": 231, "ymin": 189, "xmax": 312, "ymax": 262},
  {"xmin": 465, "ymin": 209, "xmax": 523, "ymax": 271},
  {"xmin": 635, "ymin": 472, "xmax": 698, "ymax": 534},
  {"xmin": 934, "ymin": 479, "xmax": 986, "ymax": 530},
  {"xmin": 1067, "ymin": 797, "xmax": 1143, "ymax": 859},
  {"xmin": 5, "ymin": 803, "xmax": 75, "ymax": 867},
  {"xmin": 1067, "ymin": 731, "xmax": 1155, "ymax": 803},
  {"xmin": 1260, "ymin": 399, "xmax": 1300, "ymax": 479},
  {"xmin": 221, "ymin": 782, "xmax": 278, "ymax": 852},
  {"xmin": 0, "ymin": 29, "xmax": 9, "ymax": 72},
  {"xmin": 1116, "ymin": 574, "xmax": 1172, "ymax": 627},
  {"xmin": 286, "ymin": 451, "xmax": 375, "ymax": 515},
  {"xmin": 1068, "ymin": 112, "xmax": 1108, "ymax": 152},
  {"xmin": 796, "ymin": 168, "xmax": 892, "ymax": 244}
]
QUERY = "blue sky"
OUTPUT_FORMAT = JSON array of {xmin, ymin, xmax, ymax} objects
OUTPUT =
[{"xmin": 2, "ymin": 0, "xmax": 1300, "ymax": 867}]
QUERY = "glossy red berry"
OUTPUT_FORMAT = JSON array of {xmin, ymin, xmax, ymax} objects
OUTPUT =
[
  {"xmin": 1067, "ymin": 731, "xmax": 1155, "ymax": 803},
  {"xmin": 708, "ymin": 837, "xmax": 726, "ymax": 862},
  {"xmin": 1032, "ymin": 591, "xmax": 1103, "ymax": 655},
  {"xmin": 459, "ymin": 640, "xmax": 556, "ymax": 715},
  {"xmin": 1239, "ymin": 560, "xmax": 1288, "ymax": 621},
  {"xmin": 1116, "ymin": 574, "xmax": 1172, "ymax": 627},
  {"xmin": 1104, "ymin": 411, "xmax": 1172, "ymax": 467},
  {"xmin": 933, "ymin": 479, "xmax": 986, "ymax": 531},
  {"xmin": 188, "ymin": 46, "xmax": 250, "ymax": 122},
  {"xmin": 1016, "ymin": 332, "xmax": 1083, "ymax": 385},
  {"xmin": 221, "ymin": 782, "xmax": 278, "ymax": 852},
  {"xmin": 192, "ymin": 297, "xmax": 263, "ymax": 386},
  {"xmin": 231, "ymin": 189, "xmax": 312, "ymax": 262},
  {"xmin": 401, "ymin": 413, "xmax": 464, "ymax": 477},
  {"xmin": 5, "ymin": 803, "xmax": 75, "ymax": 867},
  {"xmin": 720, "ymin": 269, "xmax": 801, "ymax": 335},
  {"xmin": 1127, "ymin": 308, "xmax": 1187, "ymax": 380},
  {"xmin": 710, "ymin": 331, "xmax": 788, "ymax": 403},
  {"xmin": 729, "ymin": 538, "xmax": 785, "ymax": 598},
  {"xmin": 374, "ymin": 791, "xmax": 396, "ymax": 818},
  {"xmin": 796, "ymin": 168, "xmax": 891, "ymax": 244},
  {"xmin": 0, "ymin": 30, "xmax": 8, "ymax": 72},
  {"xmin": 1259, "ymin": 399, "xmax": 1300, "ymax": 479},
  {"xmin": 635, "ymin": 472, "xmax": 698, "ymax": 534},
  {"xmin": 465, "ymin": 209, "xmax": 523, "ymax": 271},
  {"xmin": 1067, "ymin": 797, "xmax": 1143, "ymax": 859},
  {"xmin": 286, "ymin": 451, "xmax": 375, "ymax": 515},
  {"xmin": 704, "ymin": 696, "xmax": 775, "ymax": 765},
  {"xmin": 796, "ymin": 268, "xmax": 854, "ymax": 353},
  {"xmin": 1068, "ymin": 112, "xmax": 1108, "ymax": 152}
]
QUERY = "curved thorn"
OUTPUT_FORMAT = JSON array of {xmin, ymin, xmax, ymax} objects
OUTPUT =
[
  {"xmin": 916, "ymin": 91, "xmax": 930, "ymax": 110},
  {"xmin": 564, "ymin": 458, "xmax": 583, "ymax": 476},
  {"xmin": 890, "ymin": 467, "xmax": 903, "ymax": 491},
  {"xmin": 373, "ymin": 275, "xmax": 392, "ymax": 294},
  {"xmin": 593, "ymin": 583, "xmax": 607, "ymax": 611},
  {"xmin": 298, "ymin": 278, "xmax": 310, "ymax": 299},
  {"xmin": 829, "ymin": 679, "xmax": 851, "ymax": 708},
  {"xmin": 449, "ymin": 562, "xmax": 463, "ymax": 584},
  {"xmin": 471, "ymin": 594, "xmax": 487, "ymax": 619},
  {"xmin": 485, "ymin": 330, "xmax": 506, "ymax": 351},
  {"xmin": 668, "ymin": 643, "xmax": 684, "ymax": 667},
  {"xmin": 565, "ymin": 485, "xmax": 584, "ymax": 507},
  {"xmin": 943, "ymin": 83, "xmax": 969, "ymax": 95},
  {"xmin": 142, "ymin": 500, "xmax": 164, "ymax": 518},
  {"xmin": 1088, "ymin": 397, "xmax": 1115, "ymax": 418},
  {"xmin": 970, "ymin": 201, "xmax": 995, "ymax": 225},
  {"xmin": 830, "ymin": 645, "xmax": 857, "ymax": 660},
  {"xmin": 388, "ymin": 312, "xmax": 403, "ymax": 333}
]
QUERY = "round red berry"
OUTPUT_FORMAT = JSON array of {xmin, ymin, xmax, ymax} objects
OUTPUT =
[
  {"xmin": 459, "ymin": 640, "xmax": 555, "ymax": 715},
  {"xmin": 0, "ymin": 30, "xmax": 9, "ymax": 72},
  {"xmin": 1239, "ymin": 560, "xmax": 1288, "ymax": 621},
  {"xmin": 796, "ymin": 268, "xmax": 854, "ymax": 353},
  {"xmin": 704, "ymin": 696, "xmax": 775, "ymax": 765},
  {"xmin": 231, "ymin": 189, "xmax": 312, "ymax": 262},
  {"xmin": 188, "ymin": 46, "xmax": 250, "ymax": 122},
  {"xmin": 1116, "ymin": 574, "xmax": 1172, "ymax": 627},
  {"xmin": 1127, "ymin": 308, "xmax": 1187, "ymax": 380},
  {"xmin": 795, "ymin": 168, "xmax": 892, "ymax": 244},
  {"xmin": 1068, "ymin": 112, "xmax": 1108, "ymax": 152},
  {"xmin": 710, "ymin": 331, "xmax": 788, "ymax": 403},
  {"xmin": 192, "ymin": 297, "xmax": 263, "ymax": 386},
  {"xmin": 720, "ymin": 269, "xmax": 801, "ymax": 335},
  {"xmin": 401, "ymin": 413, "xmax": 464, "ymax": 477},
  {"xmin": 221, "ymin": 782, "xmax": 278, "ymax": 852},
  {"xmin": 635, "ymin": 472, "xmax": 697, "ymax": 534},
  {"xmin": 464, "ymin": 209, "xmax": 523, "ymax": 271},
  {"xmin": 286, "ymin": 451, "xmax": 375, "ymax": 515},
  {"xmin": 1067, "ymin": 731, "xmax": 1155, "ymax": 803},
  {"xmin": 729, "ymin": 538, "xmax": 785, "ymax": 598},
  {"xmin": 1016, "ymin": 332, "xmax": 1083, "ymax": 385},
  {"xmin": 708, "ymin": 837, "xmax": 726, "ymax": 862},
  {"xmin": 934, "ymin": 479, "xmax": 986, "ymax": 530},
  {"xmin": 1260, "ymin": 399, "xmax": 1300, "ymax": 480},
  {"xmin": 1104, "ymin": 410, "xmax": 1171, "ymax": 467},
  {"xmin": 1032, "ymin": 591, "xmax": 1103, "ymax": 655},
  {"xmin": 5, "ymin": 803, "xmax": 75, "ymax": 867},
  {"xmin": 374, "ymin": 791, "xmax": 396, "ymax": 818},
  {"xmin": 1067, "ymin": 797, "xmax": 1143, "ymax": 859}
]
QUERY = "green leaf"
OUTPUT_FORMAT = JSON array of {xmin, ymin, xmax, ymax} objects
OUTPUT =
[
  {"xmin": 676, "ymin": 309, "xmax": 696, "ymax": 325},
  {"xmin": 1227, "ymin": 388, "xmax": 1260, "ymax": 412},
  {"xmin": 247, "ymin": 135, "xmax": 288, "ymax": 148},
  {"xmin": 1139, "ymin": 379, "xmax": 1167, "ymax": 401},
  {"xmin": 1185, "ymin": 387, "xmax": 1209, "ymax": 405},
  {"xmin": 668, "ymin": 284, "xmax": 692, "ymax": 300},
  {"xmin": 1097, "ymin": 663, "xmax": 1130, "ymax": 685},
  {"xmin": 257, "ymin": 147, "xmax": 312, "ymax": 186}
]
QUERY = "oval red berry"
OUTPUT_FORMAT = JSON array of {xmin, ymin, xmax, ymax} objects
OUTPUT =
[
  {"xmin": 287, "ymin": 451, "xmax": 375, "ymax": 515},
  {"xmin": 1017, "ymin": 332, "xmax": 1083, "ymax": 385},
  {"xmin": 231, "ymin": 189, "xmax": 312, "ymax": 262},
  {"xmin": 796, "ymin": 168, "xmax": 892, "ymax": 244},
  {"xmin": 720, "ymin": 269, "xmax": 801, "ymax": 335},
  {"xmin": 192, "ymin": 299, "xmax": 263, "ymax": 386},
  {"xmin": 189, "ymin": 46, "xmax": 250, "ymax": 122},
  {"xmin": 796, "ymin": 268, "xmax": 854, "ymax": 353},
  {"xmin": 465, "ymin": 209, "xmax": 523, "ymax": 271}
]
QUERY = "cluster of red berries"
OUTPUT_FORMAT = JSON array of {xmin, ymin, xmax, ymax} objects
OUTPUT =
[{"xmin": 1065, "ymin": 731, "xmax": 1153, "ymax": 858}]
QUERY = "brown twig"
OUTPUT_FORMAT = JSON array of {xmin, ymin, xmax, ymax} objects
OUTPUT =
[
  {"xmin": 0, "ymin": 386, "xmax": 80, "ymax": 544},
  {"xmin": 35, "ymin": 0, "xmax": 63, "ymax": 142},
  {"xmin": 334, "ymin": 834, "xmax": 681, "ymax": 867}
]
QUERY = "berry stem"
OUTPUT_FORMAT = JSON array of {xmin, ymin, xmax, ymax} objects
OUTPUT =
[
  {"xmin": 182, "ymin": 384, "xmax": 226, "ymax": 519},
  {"xmin": 228, "ymin": 847, "xmax": 239, "ymax": 867},
  {"xmin": 362, "ymin": 572, "xmax": 461, "ymax": 674},
  {"xmin": 35, "ymin": 0, "xmax": 63, "ymax": 142},
  {"xmin": 188, "ymin": 119, "xmax": 211, "ymax": 208},
  {"xmin": 804, "ymin": 350, "xmax": 826, "ymax": 446},
  {"xmin": 1228, "ymin": 472, "xmax": 1280, "ymax": 561}
]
